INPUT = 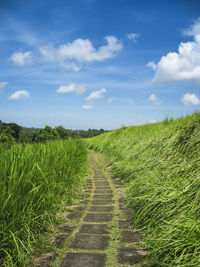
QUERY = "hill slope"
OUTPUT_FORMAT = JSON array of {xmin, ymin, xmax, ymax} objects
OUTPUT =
[{"xmin": 89, "ymin": 112, "xmax": 200, "ymax": 266}]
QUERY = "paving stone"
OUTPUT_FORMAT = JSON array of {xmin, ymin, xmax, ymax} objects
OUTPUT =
[
  {"xmin": 94, "ymin": 192, "xmax": 113, "ymax": 197},
  {"xmin": 94, "ymin": 186, "xmax": 110, "ymax": 189},
  {"xmin": 57, "ymin": 224, "xmax": 75, "ymax": 234},
  {"xmin": 87, "ymin": 186, "xmax": 93, "ymax": 189},
  {"xmin": 119, "ymin": 210, "xmax": 132, "ymax": 219},
  {"xmin": 112, "ymin": 181, "xmax": 122, "ymax": 186},
  {"xmin": 79, "ymin": 199, "xmax": 90, "ymax": 205},
  {"xmin": 54, "ymin": 234, "xmax": 69, "ymax": 248},
  {"xmin": 89, "ymin": 205, "xmax": 114, "ymax": 213},
  {"xmin": 112, "ymin": 178, "xmax": 122, "ymax": 182},
  {"xmin": 94, "ymin": 178, "xmax": 107, "ymax": 181},
  {"xmin": 93, "ymin": 194, "xmax": 113, "ymax": 200},
  {"xmin": 94, "ymin": 181, "xmax": 108, "ymax": 184},
  {"xmin": 118, "ymin": 203, "xmax": 128, "ymax": 210},
  {"xmin": 37, "ymin": 252, "xmax": 57, "ymax": 267},
  {"xmin": 114, "ymin": 185, "xmax": 123, "ymax": 188},
  {"xmin": 68, "ymin": 205, "xmax": 86, "ymax": 212},
  {"xmin": 67, "ymin": 212, "xmax": 83, "ymax": 220},
  {"xmin": 120, "ymin": 230, "xmax": 142, "ymax": 243},
  {"xmin": 94, "ymin": 182, "xmax": 110, "ymax": 186},
  {"xmin": 110, "ymin": 176, "xmax": 119, "ymax": 180},
  {"xmin": 117, "ymin": 247, "xmax": 146, "ymax": 265},
  {"xmin": 69, "ymin": 234, "xmax": 109, "ymax": 250},
  {"xmin": 86, "ymin": 189, "xmax": 92, "ymax": 193},
  {"xmin": 94, "ymin": 189, "xmax": 112, "ymax": 194},
  {"xmin": 84, "ymin": 193, "xmax": 91, "ymax": 198},
  {"xmin": 79, "ymin": 223, "xmax": 111, "ymax": 234},
  {"xmin": 84, "ymin": 212, "xmax": 113, "ymax": 222},
  {"xmin": 60, "ymin": 252, "xmax": 106, "ymax": 267},
  {"xmin": 118, "ymin": 220, "xmax": 132, "ymax": 230},
  {"xmin": 92, "ymin": 199, "xmax": 114, "ymax": 205}
]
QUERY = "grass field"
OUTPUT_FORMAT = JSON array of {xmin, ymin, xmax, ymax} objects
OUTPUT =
[
  {"xmin": 89, "ymin": 112, "xmax": 200, "ymax": 266},
  {"xmin": 0, "ymin": 139, "xmax": 88, "ymax": 266}
]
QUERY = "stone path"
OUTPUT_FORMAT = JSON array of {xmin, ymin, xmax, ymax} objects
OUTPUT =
[{"xmin": 35, "ymin": 151, "xmax": 146, "ymax": 267}]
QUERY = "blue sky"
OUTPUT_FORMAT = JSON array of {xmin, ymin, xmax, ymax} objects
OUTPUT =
[{"xmin": 0, "ymin": 0, "xmax": 200, "ymax": 129}]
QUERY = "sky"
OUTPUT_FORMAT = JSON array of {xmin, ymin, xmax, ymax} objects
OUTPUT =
[{"xmin": 0, "ymin": 0, "xmax": 200, "ymax": 129}]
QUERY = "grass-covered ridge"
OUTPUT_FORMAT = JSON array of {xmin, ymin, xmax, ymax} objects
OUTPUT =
[
  {"xmin": 0, "ymin": 139, "xmax": 88, "ymax": 266},
  {"xmin": 89, "ymin": 112, "xmax": 200, "ymax": 266}
]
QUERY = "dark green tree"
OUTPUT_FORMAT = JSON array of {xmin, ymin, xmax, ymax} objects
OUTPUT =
[{"xmin": 0, "ymin": 126, "xmax": 15, "ymax": 149}]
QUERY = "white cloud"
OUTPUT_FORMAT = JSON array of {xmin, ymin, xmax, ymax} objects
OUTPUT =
[
  {"xmin": 40, "ymin": 36, "xmax": 122, "ymax": 66},
  {"xmin": 108, "ymin": 97, "xmax": 117, "ymax": 103},
  {"xmin": 146, "ymin": 61, "xmax": 157, "ymax": 70},
  {"xmin": 183, "ymin": 17, "xmax": 200, "ymax": 37},
  {"xmin": 148, "ymin": 94, "xmax": 157, "ymax": 102},
  {"xmin": 86, "ymin": 88, "xmax": 106, "ymax": 101},
  {"xmin": 82, "ymin": 103, "xmax": 94, "ymax": 110},
  {"xmin": 148, "ymin": 94, "xmax": 160, "ymax": 104},
  {"xmin": 0, "ymin": 82, "xmax": 9, "ymax": 89},
  {"xmin": 8, "ymin": 90, "xmax": 30, "ymax": 100},
  {"xmin": 148, "ymin": 18, "xmax": 200, "ymax": 84},
  {"xmin": 181, "ymin": 93, "xmax": 200, "ymax": 106},
  {"xmin": 127, "ymin": 33, "xmax": 139, "ymax": 42},
  {"xmin": 56, "ymin": 83, "xmax": 86, "ymax": 95},
  {"xmin": 9, "ymin": 51, "xmax": 33, "ymax": 66}
]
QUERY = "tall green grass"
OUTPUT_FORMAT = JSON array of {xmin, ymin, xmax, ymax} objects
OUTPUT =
[
  {"xmin": 89, "ymin": 112, "xmax": 200, "ymax": 266},
  {"xmin": 0, "ymin": 139, "xmax": 88, "ymax": 266}
]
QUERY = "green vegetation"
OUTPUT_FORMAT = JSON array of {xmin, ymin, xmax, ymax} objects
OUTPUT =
[
  {"xmin": 0, "ymin": 139, "xmax": 88, "ymax": 266},
  {"xmin": 89, "ymin": 112, "xmax": 200, "ymax": 266},
  {"xmin": 0, "ymin": 126, "xmax": 15, "ymax": 150},
  {"xmin": 0, "ymin": 119, "xmax": 107, "ymax": 144}
]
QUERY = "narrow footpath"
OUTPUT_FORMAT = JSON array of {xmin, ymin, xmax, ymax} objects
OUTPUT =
[{"xmin": 36, "ymin": 151, "xmax": 146, "ymax": 267}]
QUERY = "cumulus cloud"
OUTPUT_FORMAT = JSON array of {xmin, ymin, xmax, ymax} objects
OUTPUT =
[
  {"xmin": 148, "ymin": 94, "xmax": 160, "ymax": 104},
  {"xmin": 40, "ymin": 36, "xmax": 122, "ymax": 67},
  {"xmin": 181, "ymin": 93, "xmax": 200, "ymax": 106},
  {"xmin": 9, "ymin": 51, "xmax": 33, "ymax": 66},
  {"xmin": 127, "ymin": 33, "xmax": 139, "ymax": 42},
  {"xmin": 86, "ymin": 88, "xmax": 106, "ymax": 101},
  {"xmin": 56, "ymin": 83, "xmax": 86, "ymax": 95},
  {"xmin": 0, "ymin": 82, "xmax": 9, "ymax": 89},
  {"xmin": 8, "ymin": 90, "xmax": 30, "ymax": 100},
  {"xmin": 148, "ymin": 18, "xmax": 200, "ymax": 84},
  {"xmin": 108, "ymin": 97, "xmax": 117, "ymax": 103},
  {"xmin": 82, "ymin": 103, "xmax": 94, "ymax": 110}
]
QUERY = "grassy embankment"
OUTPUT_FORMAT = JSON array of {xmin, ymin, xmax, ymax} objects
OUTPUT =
[
  {"xmin": 89, "ymin": 112, "xmax": 200, "ymax": 266},
  {"xmin": 0, "ymin": 139, "xmax": 88, "ymax": 266}
]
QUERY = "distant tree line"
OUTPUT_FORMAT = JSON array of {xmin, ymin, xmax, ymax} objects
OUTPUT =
[{"xmin": 0, "ymin": 120, "xmax": 107, "ymax": 147}]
